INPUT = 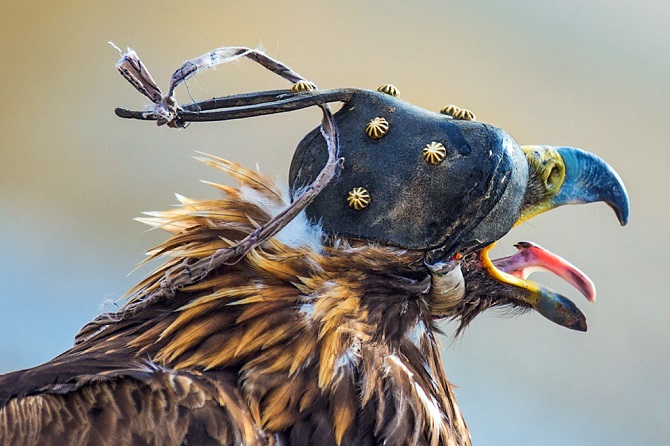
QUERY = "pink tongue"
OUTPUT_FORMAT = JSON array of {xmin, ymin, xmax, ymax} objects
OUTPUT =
[{"xmin": 492, "ymin": 241, "xmax": 596, "ymax": 302}]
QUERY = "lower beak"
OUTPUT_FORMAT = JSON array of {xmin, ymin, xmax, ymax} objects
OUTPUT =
[{"xmin": 484, "ymin": 242, "xmax": 590, "ymax": 331}]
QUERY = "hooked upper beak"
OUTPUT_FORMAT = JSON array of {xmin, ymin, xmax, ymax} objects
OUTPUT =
[
  {"xmin": 517, "ymin": 146, "xmax": 629, "ymax": 225},
  {"xmin": 482, "ymin": 146, "xmax": 629, "ymax": 331}
]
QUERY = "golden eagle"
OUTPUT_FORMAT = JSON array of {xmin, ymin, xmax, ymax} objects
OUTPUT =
[{"xmin": 0, "ymin": 47, "xmax": 629, "ymax": 446}]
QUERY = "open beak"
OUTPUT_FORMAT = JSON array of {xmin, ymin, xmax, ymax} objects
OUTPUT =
[{"xmin": 481, "ymin": 146, "xmax": 629, "ymax": 331}]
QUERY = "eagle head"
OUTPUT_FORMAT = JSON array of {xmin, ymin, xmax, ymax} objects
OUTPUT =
[{"xmin": 289, "ymin": 88, "xmax": 629, "ymax": 333}]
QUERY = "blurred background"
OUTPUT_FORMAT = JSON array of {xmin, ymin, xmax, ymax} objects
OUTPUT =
[{"xmin": 1, "ymin": 1, "xmax": 667, "ymax": 444}]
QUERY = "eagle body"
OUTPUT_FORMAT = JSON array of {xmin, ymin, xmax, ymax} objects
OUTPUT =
[
  {"xmin": 0, "ymin": 158, "xmax": 470, "ymax": 446},
  {"xmin": 0, "ymin": 46, "xmax": 631, "ymax": 445}
]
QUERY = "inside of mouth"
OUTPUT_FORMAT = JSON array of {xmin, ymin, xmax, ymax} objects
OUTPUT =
[{"xmin": 490, "ymin": 241, "xmax": 596, "ymax": 303}]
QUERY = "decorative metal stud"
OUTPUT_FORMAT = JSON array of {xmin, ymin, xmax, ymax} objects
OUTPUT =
[
  {"xmin": 455, "ymin": 108, "xmax": 476, "ymax": 121},
  {"xmin": 347, "ymin": 187, "xmax": 371, "ymax": 210},
  {"xmin": 365, "ymin": 117, "xmax": 389, "ymax": 139},
  {"xmin": 440, "ymin": 105, "xmax": 459, "ymax": 117},
  {"xmin": 377, "ymin": 84, "xmax": 400, "ymax": 97},
  {"xmin": 439, "ymin": 104, "xmax": 476, "ymax": 121},
  {"xmin": 290, "ymin": 80, "xmax": 316, "ymax": 93},
  {"xmin": 422, "ymin": 141, "xmax": 447, "ymax": 165}
]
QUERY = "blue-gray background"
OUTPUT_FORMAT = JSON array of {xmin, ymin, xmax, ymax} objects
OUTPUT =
[{"xmin": 1, "ymin": 1, "xmax": 667, "ymax": 444}]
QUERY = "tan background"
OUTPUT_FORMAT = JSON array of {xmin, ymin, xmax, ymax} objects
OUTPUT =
[{"xmin": 1, "ymin": 1, "xmax": 667, "ymax": 444}]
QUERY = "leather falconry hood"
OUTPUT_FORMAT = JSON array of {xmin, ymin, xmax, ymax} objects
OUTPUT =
[{"xmin": 289, "ymin": 89, "xmax": 529, "ymax": 264}]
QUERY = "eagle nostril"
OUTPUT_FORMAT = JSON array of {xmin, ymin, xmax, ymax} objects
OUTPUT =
[{"xmin": 545, "ymin": 164, "xmax": 562, "ymax": 191}]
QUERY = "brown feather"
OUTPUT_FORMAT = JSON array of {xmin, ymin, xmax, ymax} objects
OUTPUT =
[{"xmin": 0, "ymin": 154, "xmax": 471, "ymax": 445}]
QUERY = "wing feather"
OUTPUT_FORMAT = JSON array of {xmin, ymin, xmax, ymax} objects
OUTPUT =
[{"xmin": 0, "ymin": 365, "xmax": 261, "ymax": 446}]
